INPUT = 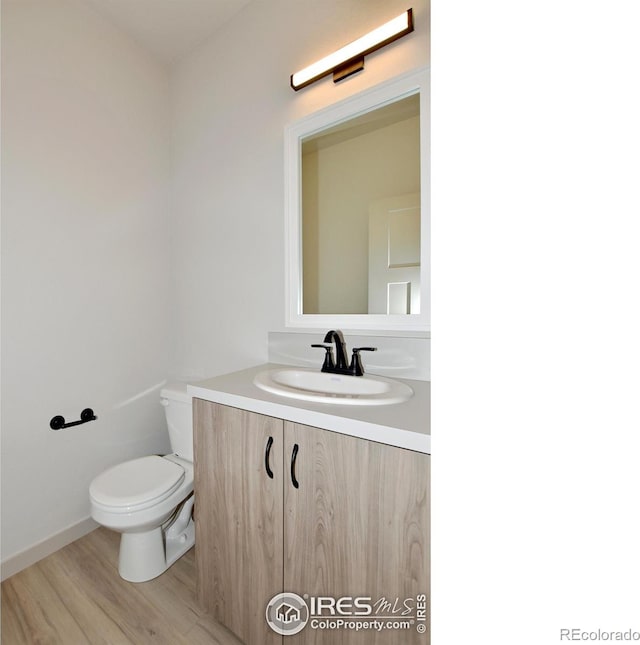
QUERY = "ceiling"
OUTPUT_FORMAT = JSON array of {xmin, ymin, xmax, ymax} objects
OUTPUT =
[{"xmin": 84, "ymin": 0, "xmax": 254, "ymax": 65}]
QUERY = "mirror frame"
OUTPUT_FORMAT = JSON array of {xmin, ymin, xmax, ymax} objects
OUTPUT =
[{"xmin": 284, "ymin": 66, "xmax": 429, "ymax": 332}]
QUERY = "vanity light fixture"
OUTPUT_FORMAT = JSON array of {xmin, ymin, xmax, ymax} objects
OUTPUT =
[{"xmin": 290, "ymin": 8, "xmax": 414, "ymax": 91}]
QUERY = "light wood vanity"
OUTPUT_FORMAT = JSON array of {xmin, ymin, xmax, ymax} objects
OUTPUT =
[{"xmin": 190, "ymin": 364, "xmax": 430, "ymax": 645}]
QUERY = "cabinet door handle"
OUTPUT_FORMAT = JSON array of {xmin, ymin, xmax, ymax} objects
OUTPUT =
[
  {"xmin": 265, "ymin": 436, "xmax": 274, "ymax": 479},
  {"xmin": 290, "ymin": 443, "xmax": 299, "ymax": 489}
]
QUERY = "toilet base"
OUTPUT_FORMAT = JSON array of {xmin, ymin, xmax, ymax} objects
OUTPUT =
[{"xmin": 118, "ymin": 496, "xmax": 195, "ymax": 583}]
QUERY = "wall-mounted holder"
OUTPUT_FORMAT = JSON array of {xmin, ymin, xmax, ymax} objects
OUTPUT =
[{"xmin": 50, "ymin": 408, "xmax": 97, "ymax": 431}]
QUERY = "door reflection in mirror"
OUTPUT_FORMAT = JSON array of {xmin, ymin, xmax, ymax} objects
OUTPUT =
[{"xmin": 301, "ymin": 93, "xmax": 420, "ymax": 315}]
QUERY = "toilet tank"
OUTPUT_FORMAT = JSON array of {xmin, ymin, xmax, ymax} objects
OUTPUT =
[{"xmin": 160, "ymin": 383, "xmax": 193, "ymax": 462}]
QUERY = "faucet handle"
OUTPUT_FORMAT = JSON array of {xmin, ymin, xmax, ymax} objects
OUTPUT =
[
  {"xmin": 349, "ymin": 347, "xmax": 377, "ymax": 376},
  {"xmin": 311, "ymin": 344, "xmax": 335, "ymax": 372}
]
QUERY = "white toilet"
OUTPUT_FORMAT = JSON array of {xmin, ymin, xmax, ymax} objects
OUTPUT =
[{"xmin": 89, "ymin": 383, "xmax": 195, "ymax": 583}]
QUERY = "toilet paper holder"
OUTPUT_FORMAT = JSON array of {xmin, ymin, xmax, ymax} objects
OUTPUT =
[{"xmin": 50, "ymin": 408, "xmax": 97, "ymax": 430}]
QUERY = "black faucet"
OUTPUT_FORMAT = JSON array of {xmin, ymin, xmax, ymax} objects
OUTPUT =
[
  {"xmin": 312, "ymin": 330, "xmax": 377, "ymax": 377},
  {"xmin": 323, "ymin": 330, "xmax": 349, "ymax": 371}
]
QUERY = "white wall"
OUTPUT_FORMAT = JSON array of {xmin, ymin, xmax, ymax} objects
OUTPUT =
[
  {"xmin": 1, "ymin": 0, "xmax": 172, "ymax": 567},
  {"xmin": 169, "ymin": 0, "xmax": 430, "ymax": 381}
]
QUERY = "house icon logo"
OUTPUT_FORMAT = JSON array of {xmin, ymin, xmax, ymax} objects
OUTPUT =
[
  {"xmin": 266, "ymin": 593, "xmax": 309, "ymax": 635},
  {"xmin": 276, "ymin": 602, "xmax": 300, "ymax": 624}
]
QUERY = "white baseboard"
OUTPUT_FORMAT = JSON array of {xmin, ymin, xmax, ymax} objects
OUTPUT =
[{"xmin": 1, "ymin": 516, "xmax": 99, "ymax": 581}]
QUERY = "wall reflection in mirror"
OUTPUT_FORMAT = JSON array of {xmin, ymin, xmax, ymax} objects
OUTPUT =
[{"xmin": 301, "ymin": 94, "xmax": 420, "ymax": 315}]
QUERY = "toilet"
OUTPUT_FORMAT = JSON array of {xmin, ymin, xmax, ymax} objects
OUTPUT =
[{"xmin": 89, "ymin": 383, "xmax": 195, "ymax": 583}]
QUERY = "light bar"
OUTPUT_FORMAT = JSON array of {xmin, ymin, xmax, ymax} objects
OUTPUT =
[{"xmin": 291, "ymin": 9, "xmax": 414, "ymax": 91}]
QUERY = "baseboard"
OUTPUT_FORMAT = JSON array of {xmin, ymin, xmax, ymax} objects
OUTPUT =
[{"xmin": 1, "ymin": 516, "xmax": 99, "ymax": 581}]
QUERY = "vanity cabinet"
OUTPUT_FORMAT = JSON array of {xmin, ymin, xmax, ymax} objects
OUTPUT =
[
  {"xmin": 194, "ymin": 400, "xmax": 283, "ymax": 645},
  {"xmin": 193, "ymin": 399, "xmax": 429, "ymax": 645}
]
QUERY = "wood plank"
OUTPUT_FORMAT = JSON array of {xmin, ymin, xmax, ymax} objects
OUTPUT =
[
  {"xmin": 193, "ymin": 399, "xmax": 284, "ymax": 645},
  {"xmin": 284, "ymin": 422, "xmax": 430, "ymax": 645},
  {"xmin": 1, "ymin": 563, "xmax": 90, "ymax": 644},
  {"xmin": 1, "ymin": 527, "xmax": 242, "ymax": 645}
]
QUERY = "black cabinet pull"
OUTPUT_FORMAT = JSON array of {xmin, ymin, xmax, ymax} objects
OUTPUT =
[
  {"xmin": 265, "ymin": 436, "xmax": 274, "ymax": 479},
  {"xmin": 290, "ymin": 443, "xmax": 299, "ymax": 489}
]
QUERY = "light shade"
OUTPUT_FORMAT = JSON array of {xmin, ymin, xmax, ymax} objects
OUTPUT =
[{"xmin": 291, "ymin": 9, "xmax": 414, "ymax": 91}]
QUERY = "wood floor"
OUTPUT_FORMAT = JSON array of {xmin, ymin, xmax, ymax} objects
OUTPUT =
[{"xmin": 1, "ymin": 527, "xmax": 243, "ymax": 644}]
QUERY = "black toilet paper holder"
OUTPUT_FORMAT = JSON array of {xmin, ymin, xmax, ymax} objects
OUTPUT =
[{"xmin": 50, "ymin": 408, "xmax": 97, "ymax": 430}]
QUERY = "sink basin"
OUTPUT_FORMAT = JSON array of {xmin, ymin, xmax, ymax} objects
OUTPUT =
[{"xmin": 253, "ymin": 368, "xmax": 413, "ymax": 406}]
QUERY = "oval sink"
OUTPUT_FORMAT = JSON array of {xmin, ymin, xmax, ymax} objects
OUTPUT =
[{"xmin": 253, "ymin": 368, "xmax": 413, "ymax": 406}]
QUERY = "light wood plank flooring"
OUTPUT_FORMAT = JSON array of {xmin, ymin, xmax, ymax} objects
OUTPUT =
[{"xmin": 1, "ymin": 527, "xmax": 243, "ymax": 644}]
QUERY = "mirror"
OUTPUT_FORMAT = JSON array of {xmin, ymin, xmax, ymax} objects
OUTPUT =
[
  {"xmin": 285, "ymin": 67, "xmax": 429, "ymax": 331},
  {"xmin": 302, "ymin": 94, "xmax": 420, "ymax": 315}
]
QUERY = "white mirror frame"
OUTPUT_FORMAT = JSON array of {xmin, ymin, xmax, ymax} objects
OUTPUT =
[{"xmin": 284, "ymin": 66, "xmax": 430, "ymax": 332}]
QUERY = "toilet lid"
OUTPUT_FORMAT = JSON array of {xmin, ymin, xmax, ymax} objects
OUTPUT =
[{"xmin": 90, "ymin": 456, "xmax": 185, "ymax": 508}]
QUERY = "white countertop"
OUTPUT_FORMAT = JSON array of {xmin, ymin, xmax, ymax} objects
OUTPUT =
[{"xmin": 188, "ymin": 363, "xmax": 430, "ymax": 454}]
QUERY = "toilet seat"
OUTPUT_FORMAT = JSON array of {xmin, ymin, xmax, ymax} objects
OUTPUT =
[{"xmin": 89, "ymin": 456, "xmax": 185, "ymax": 512}]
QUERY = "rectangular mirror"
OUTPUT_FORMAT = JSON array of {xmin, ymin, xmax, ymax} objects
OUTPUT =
[{"xmin": 285, "ymin": 67, "xmax": 429, "ymax": 331}]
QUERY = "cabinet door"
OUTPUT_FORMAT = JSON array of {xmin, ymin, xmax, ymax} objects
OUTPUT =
[
  {"xmin": 284, "ymin": 422, "xmax": 430, "ymax": 645},
  {"xmin": 193, "ymin": 400, "xmax": 284, "ymax": 645}
]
